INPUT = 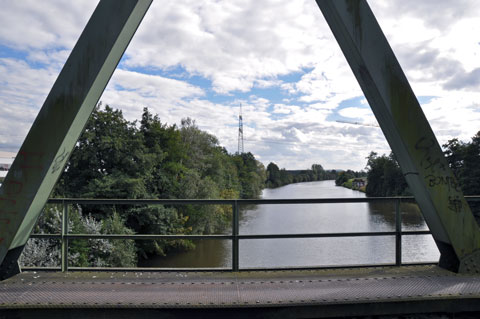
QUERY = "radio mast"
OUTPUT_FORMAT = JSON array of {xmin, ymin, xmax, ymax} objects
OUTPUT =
[{"xmin": 237, "ymin": 103, "xmax": 244, "ymax": 154}]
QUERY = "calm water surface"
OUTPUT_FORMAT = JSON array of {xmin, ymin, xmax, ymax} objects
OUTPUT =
[{"xmin": 140, "ymin": 180, "xmax": 439, "ymax": 268}]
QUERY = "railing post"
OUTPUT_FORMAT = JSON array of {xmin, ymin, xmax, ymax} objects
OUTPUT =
[
  {"xmin": 61, "ymin": 201, "xmax": 68, "ymax": 272},
  {"xmin": 232, "ymin": 200, "xmax": 239, "ymax": 271},
  {"xmin": 395, "ymin": 199, "xmax": 402, "ymax": 266}
]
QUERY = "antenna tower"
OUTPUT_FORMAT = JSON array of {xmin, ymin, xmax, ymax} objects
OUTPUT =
[{"xmin": 237, "ymin": 103, "xmax": 244, "ymax": 154}]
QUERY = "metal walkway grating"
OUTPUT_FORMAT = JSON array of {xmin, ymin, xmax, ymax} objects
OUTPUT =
[{"xmin": 1, "ymin": 265, "xmax": 480, "ymax": 317}]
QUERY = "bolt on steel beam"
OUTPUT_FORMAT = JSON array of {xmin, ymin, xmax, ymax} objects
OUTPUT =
[
  {"xmin": 0, "ymin": 0, "xmax": 152, "ymax": 279},
  {"xmin": 315, "ymin": 0, "xmax": 480, "ymax": 273}
]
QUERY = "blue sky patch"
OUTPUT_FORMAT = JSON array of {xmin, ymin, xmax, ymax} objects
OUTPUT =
[
  {"xmin": 278, "ymin": 67, "xmax": 314, "ymax": 83},
  {"xmin": 417, "ymin": 96, "xmax": 436, "ymax": 105},
  {"xmin": 0, "ymin": 44, "xmax": 27, "ymax": 60},
  {"xmin": 325, "ymin": 95, "xmax": 438, "ymax": 123},
  {"xmin": 0, "ymin": 44, "xmax": 48, "ymax": 69},
  {"xmin": 326, "ymin": 96, "xmax": 367, "ymax": 122}
]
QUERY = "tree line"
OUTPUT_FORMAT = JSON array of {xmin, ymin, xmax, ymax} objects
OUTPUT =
[
  {"xmin": 23, "ymin": 104, "xmax": 352, "ymax": 267},
  {"xmin": 364, "ymin": 132, "xmax": 480, "ymax": 198},
  {"xmin": 265, "ymin": 162, "xmax": 337, "ymax": 188},
  {"xmin": 24, "ymin": 105, "xmax": 266, "ymax": 267}
]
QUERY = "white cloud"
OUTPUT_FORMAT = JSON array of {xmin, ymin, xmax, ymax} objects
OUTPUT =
[
  {"xmin": 272, "ymin": 104, "xmax": 300, "ymax": 115},
  {"xmin": 338, "ymin": 107, "xmax": 375, "ymax": 122},
  {"xmin": 0, "ymin": 0, "xmax": 97, "ymax": 51},
  {"xmin": 0, "ymin": 0, "xmax": 479, "ymax": 172},
  {"xmin": 421, "ymin": 93, "xmax": 480, "ymax": 145},
  {"xmin": 0, "ymin": 58, "xmax": 59, "ymax": 150},
  {"xmin": 123, "ymin": 0, "xmax": 328, "ymax": 93}
]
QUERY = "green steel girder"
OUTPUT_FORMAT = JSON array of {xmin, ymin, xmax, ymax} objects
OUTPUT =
[
  {"xmin": 0, "ymin": 0, "xmax": 152, "ymax": 279},
  {"xmin": 1, "ymin": 0, "xmax": 478, "ymax": 280},
  {"xmin": 315, "ymin": 0, "xmax": 480, "ymax": 273}
]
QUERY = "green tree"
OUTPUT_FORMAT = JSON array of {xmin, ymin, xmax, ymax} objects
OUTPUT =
[
  {"xmin": 140, "ymin": 107, "xmax": 185, "ymax": 198},
  {"xmin": 233, "ymin": 152, "xmax": 265, "ymax": 198},
  {"xmin": 444, "ymin": 132, "xmax": 480, "ymax": 195},
  {"xmin": 50, "ymin": 104, "xmax": 267, "ymax": 264},
  {"xmin": 311, "ymin": 164, "xmax": 325, "ymax": 180},
  {"xmin": 266, "ymin": 162, "xmax": 281, "ymax": 187},
  {"xmin": 365, "ymin": 152, "xmax": 408, "ymax": 197},
  {"xmin": 335, "ymin": 171, "xmax": 349, "ymax": 186},
  {"xmin": 443, "ymin": 132, "xmax": 480, "ymax": 222},
  {"xmin": 56, "ymin": 105, "xmax": 191, "ymax": 259},
  {"xmin": 57, "ymin": 105, "xmax": 151, "ymax": 199}
]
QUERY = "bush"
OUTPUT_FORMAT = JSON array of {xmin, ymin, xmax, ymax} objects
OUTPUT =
[{"xmin": 20, "ymin": 206, "xmax": 137, "ymax": 268}]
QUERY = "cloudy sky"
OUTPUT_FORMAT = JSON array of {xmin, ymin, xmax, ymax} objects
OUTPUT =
[{"xmin": 0, "ymin": 0, "xmax": 479, "ymax": 171}]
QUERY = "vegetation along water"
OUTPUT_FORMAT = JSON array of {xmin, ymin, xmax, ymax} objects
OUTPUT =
[{"xmin": 20, "ymin": 104, "xmax": 480, "ymax": 268}]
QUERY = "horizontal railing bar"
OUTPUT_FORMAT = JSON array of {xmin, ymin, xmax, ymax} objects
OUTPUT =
[
  {"xmin": 30, "ymin": 230, "xmax": 431, "ymax": 240},
  {"xmin": 400, "ymin": 261, "xmax": 438, "ymax": 266},
  {"xmin": 68, "ymin": 267, "xmax": 232, "ymax": 272},
  {"xmin": 21, "ymin": 266, "xmax": 231, "ymax": 272},
  {"xmin": 236, "ymin": 232, "xmax": 398, "ymax": 239},
  {"xmin": 30, "ymin": 234, "xmax": 62, "ymax": 239},
  {"xmin": 64, "ymin": 234, "xmax": 232, "ymax": 240},
  {"xmin": 45, "ymin": 196, "xmax": 480, "ymax": 206},
  {"xmin": 23, "ymin": 261, "xmax": 437, "ymax": 273},
  {"xmin": 402, "ymin": 230, "xmax": 431, "ymax": 235},
  {"xmin": 243, "ymin": 262, "xmax": 416, "ymax": 272},
  {"xmin": 465, "ymin": 196, "xmax": 480, "ymax": 201},
  {"xmin": 21, "ymin": 267, "xmax": 62, "ymax": 271},
  {"xmin": 46, "ymin": 196, "xmax": 424, "ymax": 205},
  {"xmin": 47, "ymin": 198, "xmax": 235, "ymax": 205},
  {"xmin": 245, "ymin": 261, "xmax": 438, "ymax": 272}
]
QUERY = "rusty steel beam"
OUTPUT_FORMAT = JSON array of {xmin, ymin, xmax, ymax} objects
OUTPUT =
[
  {"xmin": 315, "ymin": 0, "xmax": 480, "ymax": 273},
  {"xmin": 0, "ymin": 0, "xmax": 152, "ymax": 280}
]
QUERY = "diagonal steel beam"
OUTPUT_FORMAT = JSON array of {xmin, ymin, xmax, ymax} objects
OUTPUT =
[
  {"xmin": 315, "ymin": 0, "xmax": 480, "ymax": 273},
  {"xmin": 0, "ymin": 0, "xmax": 152, "ymax": 279}
]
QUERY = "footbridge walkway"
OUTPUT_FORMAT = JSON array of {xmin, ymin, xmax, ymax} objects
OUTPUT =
[{"xmin": 2, "ymin": 266, "xmax": 480, "ymax": 318}]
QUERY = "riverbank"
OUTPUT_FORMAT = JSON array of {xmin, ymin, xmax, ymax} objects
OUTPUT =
[
  {"xmin": 265, "ymin": 178, "xmax": 336, "ymax": 189},
  {"xmin": 341, "ymin": 178, "xmax": 366, "ymax": 193}
]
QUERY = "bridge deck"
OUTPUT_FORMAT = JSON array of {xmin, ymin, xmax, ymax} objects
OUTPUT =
[{"xmin": 1, "ymin": 265, "xmax": 480, "ymax": 318}]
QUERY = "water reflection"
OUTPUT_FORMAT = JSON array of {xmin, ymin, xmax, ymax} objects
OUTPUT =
[
  {"xmin": 240, "ymin": 237, "xmax": 396, "ymax": 268},
  {"xmin": 138, "ymin": 239, "xmax": 231, "ymax": 268},
  {"xmin": 140, "ymin": 180, "xmax": 439, "ymax": 268},
  {"xmin": 367, "ymin": 202, "xmax": 428, "ymax": 231}
]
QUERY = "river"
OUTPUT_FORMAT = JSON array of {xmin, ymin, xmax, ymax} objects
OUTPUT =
[{"xmin": 139, "ymin": 180, "xmax": 439, "ymax": 268}]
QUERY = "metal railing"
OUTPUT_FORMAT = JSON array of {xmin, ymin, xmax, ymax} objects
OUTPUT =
[{"xmin": 27, "ymin": 196, "xmax": 480, "ymax": 272}]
